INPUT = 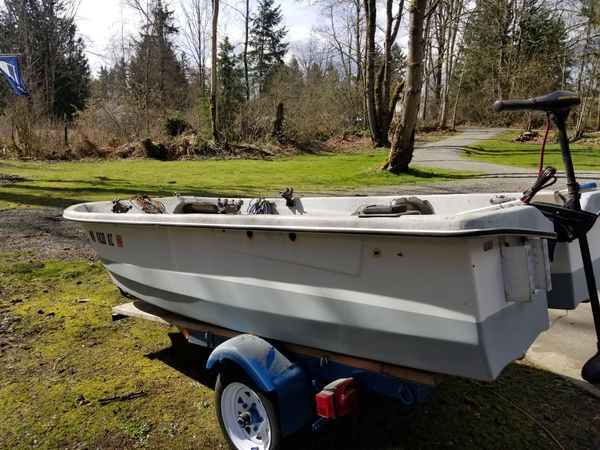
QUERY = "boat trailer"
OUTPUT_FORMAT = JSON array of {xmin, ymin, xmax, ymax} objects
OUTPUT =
[{"xmin": 112, "ymin": 300, "xmax": 445, "ymax": 449}]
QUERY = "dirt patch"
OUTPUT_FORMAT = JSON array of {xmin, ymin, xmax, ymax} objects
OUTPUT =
[
  {"xmin": 323, "ymin": 135, "xmax": 372, "ymax": 152},
  {"xmin": 0, "ymin": 207, "xmax": 93, "ymax": 260},
  {"xmin": 0, "ymin": 173, "xmax": 27, "ymax": 184}
]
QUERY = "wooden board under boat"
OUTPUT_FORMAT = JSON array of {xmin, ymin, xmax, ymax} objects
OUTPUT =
[{"xmin": 112, "ymin": 300, "xmax": 447, "ymax": 386}]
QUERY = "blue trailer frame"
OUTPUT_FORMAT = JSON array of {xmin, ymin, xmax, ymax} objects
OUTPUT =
[{"xmin": 112, "ymin": 300, "xmax": 444, "ymax": 447}]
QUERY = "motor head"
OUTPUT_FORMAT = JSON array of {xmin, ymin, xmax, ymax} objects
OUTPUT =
[{"xmin": 492, "ymin": 90, "xmax": 580, "ymax": 114}]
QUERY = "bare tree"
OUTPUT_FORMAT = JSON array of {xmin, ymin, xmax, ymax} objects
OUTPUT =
[
  {"xmin": 419, "ymin": 0, "xmax": 468, "ymax": 127},
  {"xmin": 293, "ymin": 37, "xmax": 333, "ymax": 74},
  {"xmin": 314, "ymin": 0, "xmax": 365, "ymax": 123},
  {"xmin": 364, "ymin": 0, "xmax": 405, "ymax": 147},
  {"xmin": 573, "ymin": 2, "xmax": 599, "ymax": 138},
  {"xmin": 437, "ymin": 0, "xmax": 467, "ymax": 128},
  {"xmin": 384, "ymin": 0, "xmax": 430, "ymax": 173},
  {"xmin": 179, "ymin": 0, "xmax": 211, "ymax": 89},
  {"xmin": 313, "ymin": 0, "xmax": 363, "ymax": 79}
]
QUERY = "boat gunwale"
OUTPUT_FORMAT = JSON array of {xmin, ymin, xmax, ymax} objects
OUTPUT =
[{"xmin": 63, "ymin": 213, "xmax": 557, "ymax": 239}]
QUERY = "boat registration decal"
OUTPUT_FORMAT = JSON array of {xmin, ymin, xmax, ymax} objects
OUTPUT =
[{"xmin": 89, "ymin": 230, "xmax": 124, "ymax": 248}]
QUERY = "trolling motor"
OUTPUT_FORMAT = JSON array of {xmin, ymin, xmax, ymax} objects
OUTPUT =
[{"xmin": 493, "ymin": 90, "xmax": 600, "ymax": 385}]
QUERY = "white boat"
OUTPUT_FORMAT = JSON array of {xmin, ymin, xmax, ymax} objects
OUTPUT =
[
  {"xmin": 65, "ymin": 190, "xmax": 600, "ymax": 381},
  {"xmin": 544, "ymin": 192, "xmax": 600, "ymax": 309}
]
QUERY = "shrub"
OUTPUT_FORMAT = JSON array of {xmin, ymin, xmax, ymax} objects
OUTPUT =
[
  {"xmin": 142, "ymin": 138, "xmax": 169, "ymax": 160},
  {"xmin": 162, "ymin": 111, "xmax": 191, "ymax": 137}
]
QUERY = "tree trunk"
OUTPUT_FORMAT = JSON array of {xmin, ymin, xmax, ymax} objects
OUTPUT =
[
  {"xmin": 243, "ymin": 0, "xmax": 250, "ymax": 101},
  {"xmin": 596, "ymin": 93, "xmax": 600, "ymax": 131},
  {"xmin": 439, "ymin": 0, "xmax": 463, "ymax": 129},
  {"xmin": 432, "ymin": 8, "xmax": 445, "ymax": 115},
  {"xmin": 210, "ymin": 0, "xmax": 219, "ymax": 142},
  {"xmin": 63, "ymin": 114, "xmax": 68, "ymax": 147},
  {"xmin": 354, "ymin": 0, "xmax": 362, "ymax": 84},
  {"xmin": 197, "ymin": 3, "xmax": 206, "ymax": 90},
  {"xmin": 363, "ymin": 0, "xmax": 379, "ymax": 146},
  {"xmin": 451, "ymin": 53, "xmax": 466, "ymax": 131},
  {"xmin": 364, "ymin": 0, "xmax": 403, "ymax": 147},
  {"xmin": 272, "ymin": 102, "xmax": 285, "ymax": 143},
  {"xmin": 575, "ymin": 90, "xmax": 590, "ymax": 140},
  {"xmin": 418, "ymin": 11, "xmax": 432, "ymax": 122},
  {"xmin": 145, "ymin": 29, "xmax": 151, "ymax": 135},
  {"xmin": 354, "ymin": 0, "xmax": 366, "ymax": 124},
  {"xmin": 375, "ymin": 0, "xmax": 404, "ymax": 147},
  {"xmin": 384, "ymin": 0, "xmax": 428, "ymax": 174}
]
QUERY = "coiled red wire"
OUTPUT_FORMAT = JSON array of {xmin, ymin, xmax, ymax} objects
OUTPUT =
[{"xmin": 521, "ymin": 115, "xmax": 556, "ymax": 204}]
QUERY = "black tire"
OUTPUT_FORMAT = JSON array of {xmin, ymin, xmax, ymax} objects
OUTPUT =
[{"xmin": 215, "ymin": 367, "xmax": 281, "ymax": 450}]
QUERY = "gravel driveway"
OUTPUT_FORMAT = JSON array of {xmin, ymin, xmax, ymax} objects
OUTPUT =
[{"xmin": 2, "ymin": 128, "xmax": 599, "ymax": 260}]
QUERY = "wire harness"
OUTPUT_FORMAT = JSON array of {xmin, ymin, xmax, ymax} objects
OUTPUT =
[
  {"xmin": 133, "ymin": 194, "xmax": 166, "ymax": 214},
  {"xmin": 247, "ymin": 196, "xmax": 276, "ymax": 214},
  {"xmin": 521, "ymin": 167, "xmax": 557, "ymax": 204}
]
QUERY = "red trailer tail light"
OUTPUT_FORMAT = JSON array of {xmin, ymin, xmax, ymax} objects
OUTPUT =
[
  {"xmin": 334, "ymin": 378, "xmax": 358, "ymax": 417},
  {"xmin": 315, "ymin": 378, "xmax": 358, "ymax": 418},
  {"xmin": 315, "ymin": 390, "xmax": 336, "ymax": 418}
]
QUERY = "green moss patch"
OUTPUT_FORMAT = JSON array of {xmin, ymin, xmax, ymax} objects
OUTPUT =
[{"xmin": 0, "ymin": 255, "xmax": 223, "ymax": 449}]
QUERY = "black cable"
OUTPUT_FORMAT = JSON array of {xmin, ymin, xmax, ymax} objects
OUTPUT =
[
  {"xmin": 521, "ymin": 167, "xmax": 557, "ymax": 204},
  {"xmin": 112, "ymin": 199, "xmax": 132, "ymax": 214}
]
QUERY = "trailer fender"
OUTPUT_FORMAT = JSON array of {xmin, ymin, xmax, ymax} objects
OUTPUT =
[{"xmin": 206, "ymin": 334, "xmax": 313, "ymax": 437}]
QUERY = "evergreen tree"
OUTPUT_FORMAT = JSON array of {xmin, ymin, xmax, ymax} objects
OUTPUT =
[
  {"xmin": 0, "ymin": 0, "xmax": 90, "ymax": 120},
  {"xmin": 52, "ymin": 22, "xmax": 90, "ymax": 118},
  {"xmin": 129, "ymin": 0, "xmax": 188, "ymax": 112},
  {"xmin": 248, "ymin": 0, "xmax": 288, "ymax": 93},
  {"xmin": 459, "ymin": 0, "xmax": 568, "ymax": 122},
  {"xmin": 217, "ymin": 36, "xmax": 245, "ymax": 130},
  {"xmin": 280, "ymin": 56, "xmax": 304, "ymax": 92},
  {"xmin": 94, "ymin": 58, "xmax": 128, "ymax": 100}
]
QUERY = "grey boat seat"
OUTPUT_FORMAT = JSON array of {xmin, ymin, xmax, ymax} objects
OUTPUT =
[
  {"xmin": 173, "ymin": 199, "xmax": 243, "ymax": 215},
  {"xmin": 354, "ymin": 197, "xmax": 435, "ymax": 217}
]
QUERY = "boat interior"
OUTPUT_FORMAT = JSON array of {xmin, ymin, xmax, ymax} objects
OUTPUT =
[{"xmin": 97, "ymin": 190, "xmax": 574, "ymax": 218}]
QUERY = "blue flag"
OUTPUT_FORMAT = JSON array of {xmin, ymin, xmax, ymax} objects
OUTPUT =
[{"xmin": 0, "ymin": 55, "xmax": 29, "ymax": 96}]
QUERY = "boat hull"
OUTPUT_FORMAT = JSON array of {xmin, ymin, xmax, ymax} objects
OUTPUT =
[
  {"xmin": 108, "ymin": 266, "xmax": 548, "ymax": 381},
  {"xmin": 77, "ymin": 215, "xmax": 551, "ymax": 381}
]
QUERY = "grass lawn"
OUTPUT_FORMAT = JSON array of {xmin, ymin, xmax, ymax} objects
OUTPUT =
[
  {"xmin": 464, "ymin": 130, "xmax": 600, "ymax": 170},
  {"xmin": 2, "ymin": 138, "xmax": 600, "ymax": 448},
  {"xmin": 1, "ymin": 253, "xmax": 599, "ymax": 449},
  {"xmin": 0, "ymin": 150, "xmax": 474, "ymax": 210}
]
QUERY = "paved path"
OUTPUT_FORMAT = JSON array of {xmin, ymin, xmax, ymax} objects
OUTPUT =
[
  {"xmin": 413, "ymin": 127, "xmax": 523, "ymax": 173},
  {"xmin": 527, "ymin": 305, "xmax": 600, "ymax": 396},
  {"xmin": 370, "ymin": 127, "xmax": 600, "ymax": 195}
]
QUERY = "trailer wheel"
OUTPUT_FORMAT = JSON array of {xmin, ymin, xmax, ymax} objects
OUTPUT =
[{"xmin": 215, "ymin": 369, "xmax": 280, "ymax": 450}]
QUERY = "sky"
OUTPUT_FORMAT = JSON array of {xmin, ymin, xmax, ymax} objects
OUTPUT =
[{"xmin": 75, "ymin": 0, "xmax": 319, "ymax": 75}]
